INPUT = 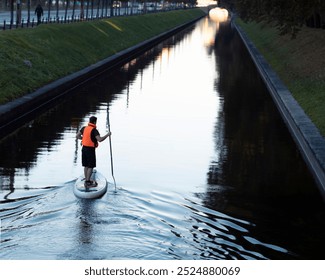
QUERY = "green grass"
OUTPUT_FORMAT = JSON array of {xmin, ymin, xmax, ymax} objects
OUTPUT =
[
  {"xmin": 0, "ymin": 9, "xmax": 205, "ymax": 104},
  {"xmin": 236, "ymin": 19, "xmax": 325, "ymax": 137}
]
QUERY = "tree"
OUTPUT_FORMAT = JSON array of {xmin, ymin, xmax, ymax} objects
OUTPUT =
[
  {"xmin": 56, "ymin": 0, "xmax": 59, "ymax": 22},
  {"xmin": 64, "ymin": 0, "xmax": 70, "ymax": 22},
  {"xmin": 72, "ymin": 0, "xmax": 77, "ymax": 20},
  {"xmin": 221, "ymin": 0, "xmax": 325, "ymax": 36},
  {"xmin": 10, "ymin": 0, "xmax": 14, "ymax": 25}
]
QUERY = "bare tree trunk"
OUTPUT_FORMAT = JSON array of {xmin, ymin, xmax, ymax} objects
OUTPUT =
[
  {"xmin": 65, "ymin": 0, "xmax": 70, "ymax": 22},
  {"xmin": 10, "ymin": 0, "xmax": 14, "ymax": 25},
  {"xmin": 48, "ymin": 0, "xmax": 52, "ymax": 22},
  {"xmin": 72, "ymin": 0, "xmax": 76, "ymax": 20},
  {"xmin": 56, "ymin": 0, "xmax": 59, "ymax": 22},
  {"xmin": 16, "ymin": 0, "xmax": 22, "ymax": 25},
  {"xmin": 27, "ymin": 0, "xmax": 31, "ymax": 24},
  {"xmin": 80, "ymin": 0, "xmax": 84, "ymax": 20}
]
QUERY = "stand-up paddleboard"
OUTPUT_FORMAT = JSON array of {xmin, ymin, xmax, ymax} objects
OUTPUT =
[{"xmin": 73, "ymin": 170, "xmax": 107, "ymax": 199}]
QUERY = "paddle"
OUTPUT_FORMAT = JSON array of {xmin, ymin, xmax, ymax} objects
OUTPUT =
[{"xmin": 107, "ymin": 107, "xmax": 117, "ymax": 192}]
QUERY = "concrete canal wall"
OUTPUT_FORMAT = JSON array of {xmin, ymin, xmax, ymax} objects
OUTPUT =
[{"xmin": 234, "ymin": 22, "xmax": 325, "ymax": 200}]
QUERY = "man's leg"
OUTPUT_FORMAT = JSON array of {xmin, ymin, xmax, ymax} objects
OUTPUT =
[{"xmin": 85, "ymin": 167, "xmax": 93, "ymax": 181}]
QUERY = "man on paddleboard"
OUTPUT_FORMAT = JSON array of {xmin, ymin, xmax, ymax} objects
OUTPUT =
[{"xmin": 76, "ymin": 116, "xmax": 111, "ymax": 187}]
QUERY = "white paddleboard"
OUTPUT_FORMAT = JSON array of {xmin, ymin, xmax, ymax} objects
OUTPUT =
[{"xmin": 73, "ymin": 170, "xmax": 107, "ymax": 199}]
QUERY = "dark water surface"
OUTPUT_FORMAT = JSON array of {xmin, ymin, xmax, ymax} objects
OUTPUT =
[{"xmin": 1, "ymin": 14, "xmax": 325, "ymax": 260}]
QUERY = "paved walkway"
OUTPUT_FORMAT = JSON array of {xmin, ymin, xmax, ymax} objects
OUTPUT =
[{"xmin": 234, "ymin": 21, "xmax": 325, "ymax": 200}]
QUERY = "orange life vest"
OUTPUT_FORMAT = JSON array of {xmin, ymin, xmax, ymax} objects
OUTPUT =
[{"xmin": 82, "ymin": 123, "xmax": 98, "ymax": 148}]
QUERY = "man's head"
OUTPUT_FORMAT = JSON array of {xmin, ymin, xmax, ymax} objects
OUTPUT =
[{"xmin": 89, "ymin": 116, "xmax": 97, "ymax": 124}]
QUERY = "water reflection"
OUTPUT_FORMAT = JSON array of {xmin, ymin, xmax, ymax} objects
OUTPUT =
[
  {"xmin": 205, "ymin": 17, "xmax": 325, "ymax": 258},
  {"xmin": 211, "ymin": 22, "xmax": 318, "ymax": 196}
]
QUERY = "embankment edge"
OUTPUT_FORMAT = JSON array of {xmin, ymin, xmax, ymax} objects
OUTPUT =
[{"xmin": 234, "ymin": 21, "xmax": 325, "ymax": 200}]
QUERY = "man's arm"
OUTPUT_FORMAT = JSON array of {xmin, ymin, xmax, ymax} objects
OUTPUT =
[
  {"xmin": 96, "ymin": 132, "xmax": 111, "ymax": 142},
  {"xmin": 76, "ymin": 131, "xmax": 82, "ymax": 140}
]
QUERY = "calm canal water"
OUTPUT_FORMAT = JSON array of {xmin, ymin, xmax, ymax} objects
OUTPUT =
[{"xmin": 1, "ymin": 12, "xmax": 325, "ymax": 260}]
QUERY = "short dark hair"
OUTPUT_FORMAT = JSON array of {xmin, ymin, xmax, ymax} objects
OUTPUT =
[{"xmin": 89, "ymin": 116, "xmax": 97, "ymax": 124}]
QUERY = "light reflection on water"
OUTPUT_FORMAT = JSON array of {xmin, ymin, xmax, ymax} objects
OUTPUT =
[{"xmin": 1, "ymin": 14, "xmax": 325, "ymax": 259}]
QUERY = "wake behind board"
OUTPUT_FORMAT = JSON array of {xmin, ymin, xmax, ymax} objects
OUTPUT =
[{"xmin": 73, "ymin": 170, "xmax": 107, "ymax": 199}]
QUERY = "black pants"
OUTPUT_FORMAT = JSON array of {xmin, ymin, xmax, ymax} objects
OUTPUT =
[{"xmin": 82, "ymin": 146, "xmax": 96, "ymax": 168}]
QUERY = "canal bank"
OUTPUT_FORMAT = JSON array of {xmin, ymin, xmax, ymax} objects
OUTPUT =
[
  {"xmin": 234, "ymin": 21, "xmax": 325, "ymax": 200},
  {"xmin": 0, "ymin": 9, "xmax": 206, "ymax": 138}
]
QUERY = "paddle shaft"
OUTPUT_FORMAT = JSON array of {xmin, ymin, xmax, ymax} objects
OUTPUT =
[{"xmin": 107, "ymin": 110, "xmax": 117, "ymax": 191}]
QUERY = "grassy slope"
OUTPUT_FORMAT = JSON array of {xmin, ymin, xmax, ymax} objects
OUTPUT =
[
  {"xmin": 236, "ymin": 19, "xmax": 325, "ymax": 137},
  {"xmin": 0, "ymin": 9, "xmax": 205, "ymax": 104}
]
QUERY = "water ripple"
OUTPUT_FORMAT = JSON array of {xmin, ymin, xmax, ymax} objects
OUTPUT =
[{"xmin": 0, "ymin": 184, "xmax": 292, "ymax": 259}]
